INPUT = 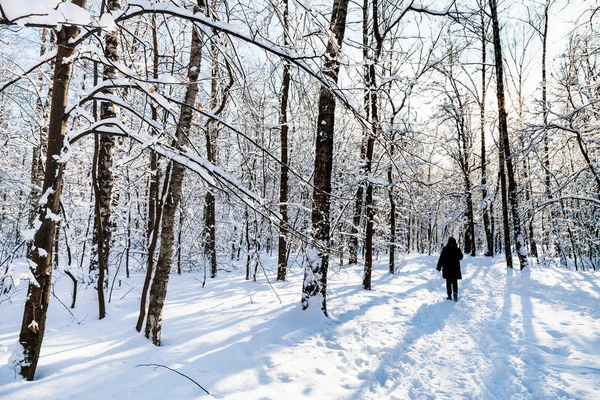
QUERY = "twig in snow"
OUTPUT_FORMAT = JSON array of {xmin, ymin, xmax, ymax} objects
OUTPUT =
[
  {"xmin": 51, "ymin": 288, "xmax": 82, "ymax": 325},
  {"xmin": 119, "ymin": 286, "xmax": 136, "ymax": 300},
  {"xmin": 136, "ymin": 363, "xmax": 211, "ymax": 396},
  {"xmin": 258, "ymin": 259, "xmax": 284, "ymax": 309}
]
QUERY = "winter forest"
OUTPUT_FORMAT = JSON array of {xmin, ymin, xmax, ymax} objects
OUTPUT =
[{"xmin": 1, "ymin": 0, "xmax": 599, "ymax": 398}]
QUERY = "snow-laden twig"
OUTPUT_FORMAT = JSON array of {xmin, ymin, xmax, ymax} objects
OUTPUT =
[
  {"xmin": 0, "ymin": 49, "xmax": 57, "ymax": 92},
  {"xmin": 0, "ymin": 240, "xmax": 26, "ymax": 269},
  {"xmin": 534, "ymin": 195, "xmax": 600, "ymax": 210}
]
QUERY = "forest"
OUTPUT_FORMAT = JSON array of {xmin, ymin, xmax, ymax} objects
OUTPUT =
[{"xmin": 0, "ymin": 0, "xmax": 599, "ymax": 387}]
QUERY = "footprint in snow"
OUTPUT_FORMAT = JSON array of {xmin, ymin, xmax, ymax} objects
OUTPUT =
[
  {"xmin": 536, "ymin": 344, "xmax": 570, "ymax": 357},
  {"xmin": 545, "ymin": 329, "xmax": 564, "ymax": 338}
]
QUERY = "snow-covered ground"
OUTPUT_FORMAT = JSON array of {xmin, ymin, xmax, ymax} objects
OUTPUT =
[{"xmin": 1, "ymin": 255, "xmax": 599, "ymax": 399}]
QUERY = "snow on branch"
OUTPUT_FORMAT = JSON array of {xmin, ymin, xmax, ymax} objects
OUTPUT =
[
  {"xmin": 66, "ymin": 119, "xmax": 283, "ymax": 226},
  {"xmin": 535, "ymin": 195, "xmax": 600, "ymax": 210},
  {"xmin": 0, "ymin": 0, "xmax": 364, "ymax": 121},
  {"xmin": 0, "ymin": 0, "xmax": 90, "ymax": 27},
  {"xmin": 0, "ymin": 49, "xmax": 57, "ymax": 93},
  {"xmin": 407, "ymin": 1, "xmax": 462, "ymax": 22},
  {"xmin": 114, "ymin": 1, "xmax": 362, "ymax": 115}
]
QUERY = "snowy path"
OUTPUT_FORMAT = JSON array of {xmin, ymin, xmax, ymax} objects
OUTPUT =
[
  {"xmin": 1, "ymin": 255, "xmax": 599, "ymax": 399},
  {"xmin": 326, "ymin": 257, "xmax": 600, "ymax": 400}
]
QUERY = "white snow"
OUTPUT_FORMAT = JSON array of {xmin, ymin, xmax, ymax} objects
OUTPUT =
[
  {"xmin": 1, "ymin": 255, "xmax": 599, "ymax": 399},
  {"xmin": 45, "ymin": 210, "xmax": 61, "ymax": 222},
  {"xmin": 0, "ymin": 0, "xmax": 90, "ymax": 26},
  {"xmin": 98, "ymin": 12, "xmax": 117, "ymax": 32},
  {"xmin": 21, "ymin": 228, "xmax": 36, "ymax": 241}
]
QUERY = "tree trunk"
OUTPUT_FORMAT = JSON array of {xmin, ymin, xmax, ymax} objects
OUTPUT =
[
  {"xmin": 147, "ymin": 14, "xmax": 161, "ymax": 255},
  {"xmin": 177, "ymin": 204, "xmax": 184, "ymax": 274},
  {"xmin": 456, "ymin": 89, "xmax": 476, "ymax": 258},
  {"xmin": 480, "ymin": 9, "xmax": 493, "ymax": 256},
  {"xmin": 91, "ymin": 0, "xmax": 124, "ymax": 319},
  {"xmin": 136, "ymin": 163, "xmax": 170, "ymax": 332},
  {"xmin": 388, "ymin": 144, "xmax": 396, "ymax": 274},
  {"xmin": 444, "ymin": 60, "xmax": 476, "ymax": 257},
  {"xmin": 541, "ymin": 0, "xmax": 552, "ymax": 254},
  {"xmin": 92, "ymin": 132, "xmax": 107, "ymax": 319},
  {"xmin": 277, "ymin": 0, "xmax": 291, "ymax": 281},
  {"xmin": 363, "ymin": 61, "xmax": 378, "ymax": 290},
  {"xmin": 537, "ymin": 1, "xmax": 567, "ymax": 263},
  {"xmin": 203, "ymin": 189, "xmax": 217, "ymax": 278},
  {"xmin": 18, "ymin": 1, "xmax": 87, "ymax": 380},
  {"xmin": 27, "ymin": 29, "xmax": 51, "ymax": 258},
  {"xmin": 203, "ymin": 8, "xmax": 232, "ymax": 279},
  {"xmin": 348, "ymin": 0, "xmax": 370, "ymax": 266},
  {"xmin": 302, "ymin": 0, "xmax": 350, "ymax": 315},
  {"xmin": 245, "ymin": 208, "xmax": 251, "ymax": 280},
  {"xmin": 145, "ymin": 7, "xmax": 203, "ymax": 345},
  {"xmin": 489, "ymin": 0, "xmax": 527, "ymax": 269},
  {"xmin": 126, "ymin": 186, "xmax": 131, "ymax": 278},
  {"xmin": 137, "ymin": 14, "xmax": 162, "ymax": 330},
  {"xmin": 204, "ymin": 54, "xmax": 218, "ymax": 279}
]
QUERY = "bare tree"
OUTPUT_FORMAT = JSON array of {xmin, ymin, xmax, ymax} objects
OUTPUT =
[
  {"xmin": 302, "ymin": 0, "xmax": 350, "ymax": 315},
  {"xmin": 277, "ymin": 0, "xmax": 291, "ymax": 281},
  {"xmin": 436, "ymin": 49, "xmax": 477, "ymax": 258},
  {"xmin": 27, "ymin": 29, "xmax": 52, "ymax": 254},
  {"xmin": 92, "ymin": 0, "xmax": 124, "ymax": 320},
  {"xmin": 489, "ymin": 0, "xmax": 528, "ymax": 270},
  {"xmin": 145, "ymin": 1, "xmax": 205, "ymax": 345},
  {"xmin": 478, "ymin": 4, "xmax": 494, "ymax": 256},
  {"xmin": 16, "ymin": 0, "xmax": 88, "ymax": 380}
]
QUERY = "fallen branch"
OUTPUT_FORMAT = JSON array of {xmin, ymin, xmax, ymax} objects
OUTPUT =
[{"xmin": 136, "ymin": 363, "xmax": 211, "ymax": 396}]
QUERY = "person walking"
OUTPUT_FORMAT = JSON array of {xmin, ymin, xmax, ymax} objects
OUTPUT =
[{"xmin": 436, "ymin": 237, "xmax": 463, "ymax": 302}]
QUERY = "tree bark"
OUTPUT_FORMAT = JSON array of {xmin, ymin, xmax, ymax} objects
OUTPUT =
[
  {"xmin": 136, "ymin": 163, "xmax": 171, "ymax": 332},
  {"xmin": 480, "ymin": 8, "xmax": 493, "ymax": 256},
  {"xmin": 203, "ymin": 5, "xmax": 232, "ymax": 279},
  {"xmin": 349, "ymin": 0, "xmax": 370, "ymax": 266},
  {"xmin": 363, "ymin": 61, "xmax": 377, "ymax": 291},
  {"xmin": 462, "ymin": 140, "xmax": 476, "ymax": 258},
  {"xmin": 27, "ymin": 29, "xmax": 51, "ymax": 257},
  {"xmin": 489, "ymin": 0, "xmax": 527, "ymax": 269},
  {"xmin": 137, "ymin": 14, "xmax": 162, "ymax": 331},
  {"xmin": 388, "ymin": 143, "xmax": 396, "ymax": 274},
  {"xmin": 92, "ymin": 131, "xmax": 107, "ymax": 319},
  {"xmin": 91, "ymin": 0, "xmax": 123, "ymax": 319},
  {"xmin": 362, "ymin": 0, "xmax": 384, "ymax": 290},
  {"xmin": 18, "ymin": 1, "xmax": 87, "ymax": 380},
  {"xmin": 541, "ymin": 0, "xmax": 553, "ymax": 255},
  {"xmin": 145, "ymin": 7, "xmax": 203, "ymax": 345},
  {"xmin": 147, "ymin": 13, "xmax": 161, "ymax": 254},
  {"xmin": 450, "ymin": 72, "xmax": 476, "ymax": 258},
  {"xmin": 204, "ymin": 37, "xmax": 218, "ymax": 279},
  {"xmin": 302, "ymin": 0, "xmax": 350, "ymax": 315},
  {"xmin": 277, "ymin": 0, "xmax": 291, "ymax": 281}
]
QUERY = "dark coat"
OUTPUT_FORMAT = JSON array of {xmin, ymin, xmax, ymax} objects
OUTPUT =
[{"xmin": 436, "ymin": 241, "xmax": 463, "ymax": 280}]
